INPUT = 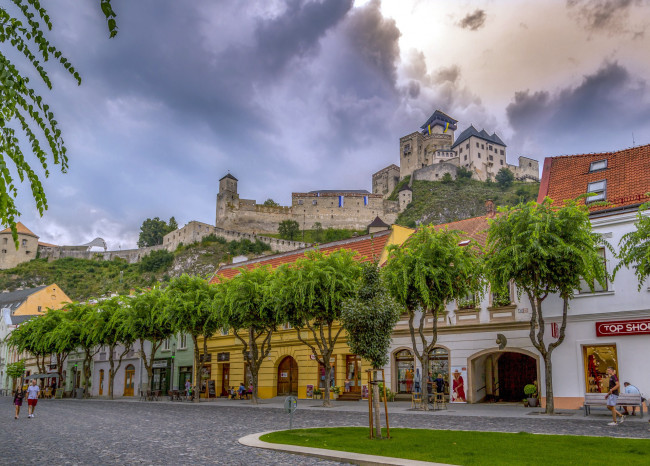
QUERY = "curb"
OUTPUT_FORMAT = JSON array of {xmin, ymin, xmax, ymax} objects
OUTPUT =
[{"xmin": 238, "ymin": 430, "xmax": 454, "ymax": 466}]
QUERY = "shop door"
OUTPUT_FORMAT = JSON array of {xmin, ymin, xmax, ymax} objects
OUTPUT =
[
  {"xmin": 346, "ymin": 355, "xmax": 361, "ymax": 393},
  {"xmin": 497, "ymin": 352, "xmax": 536, "ymax": 401},
  {"xmin": 221, "ymin": 364, "xmax": 230, "ymax": 396},
  {"xmin": 124, "ymin": 365, "xmax": 135, "ymax": 396},
  {"xmin": 99, "ymin": 370, "xmax": 104, "ymax": 396},
  {"xmin": 277, "ymin": 356, "xmax": 298, "ymax": 396}
]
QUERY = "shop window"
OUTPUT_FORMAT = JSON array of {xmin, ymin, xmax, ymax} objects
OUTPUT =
[
  {"xmin": 579, "ymin": 249, "xmax": 608, "ymax": 293},
  {"xmin": 584, "ymin": 345, "xmax": 618, "ymax": 393},
  {"xmin": 428, "ymin": 348, "xmax": 449, "ymax": 394},
  {"xmin": 395, "ymin": 349, "xmax": 415, "ymax": 394},
  {"xmin": 318, "ymin": 359, "xmax": 336, "ymax": 390}
]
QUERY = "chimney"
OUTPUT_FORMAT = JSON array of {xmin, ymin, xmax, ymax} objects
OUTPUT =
[{"xmin": 485, "ymin": 199, "xmax": 495, "ymax": 217}]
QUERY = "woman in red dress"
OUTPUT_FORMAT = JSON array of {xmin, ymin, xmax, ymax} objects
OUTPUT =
[{"xmin": 452, "ymin": 370, "xmax": 466, "ymax": 402}]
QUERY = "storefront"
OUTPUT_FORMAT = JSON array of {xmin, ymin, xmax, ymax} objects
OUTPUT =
[{"xmin": 152, "ymin": 358, "xmax": 171, "ymax": 393}]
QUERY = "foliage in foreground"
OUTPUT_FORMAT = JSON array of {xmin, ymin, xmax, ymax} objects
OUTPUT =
[{"xmin": 616, "ymin": 201, "xmax": 650, "ymax": 290}]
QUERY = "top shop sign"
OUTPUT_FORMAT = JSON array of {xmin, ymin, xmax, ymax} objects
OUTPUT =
[{"xmin": 595, "ymin": 319, "xmax": 650, "ymax": 337}]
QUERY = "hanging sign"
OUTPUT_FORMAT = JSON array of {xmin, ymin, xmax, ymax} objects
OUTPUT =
[{"xmin": 596, "ymin": 319, "xmax": 650, "ymax": 337}]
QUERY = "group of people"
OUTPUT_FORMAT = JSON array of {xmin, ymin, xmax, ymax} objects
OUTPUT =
[
  {"xmin": 605, "ymin": 367, "xmax": 648, "ymax": 426},
  {"xmin": 13, "ymin": 379, "xmax": 40, "ymax": 420},
  {"xmin": 228, "ymin": 382, "xmax": 253, "ymax": 399}
]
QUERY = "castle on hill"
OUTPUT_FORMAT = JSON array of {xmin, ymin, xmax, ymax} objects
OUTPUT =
[{"xmin": 372, "ymin": 110, "xmax": 540, "ymax": 200}]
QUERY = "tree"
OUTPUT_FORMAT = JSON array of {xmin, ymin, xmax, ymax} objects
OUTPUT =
[
  {"xmin": 485, "ymin": 198, "xmax": 609, "ymax": 414},
  {"xmin": 139, "ymin": 249, "xmax": 174, "ymax": 272},
  {"xmin": 313, "ymin": 222, "xmax": 324, "ymax": 242},
  {"xmin": 164, "ymin": 274, "xmax": 220, "ymax": 403},
  {"xmin": 41, "ymin": 308, "xmax": 75, "ymax": 387},
  {"xmin": 342, "ymin": 263, "xmax": 400, "ymax": 438},
  {"xmin": 219, "ymin": 267, "xmax": 278, "ymax": 404},
  {"xmin": 495, "ymin": 168, "xmax": 515, "ymax": 188},
  {"xmin": 456, "ymin": 167, "xmax": 473, "ymax": 180},
  {"xmin": 441, "ymin": 172, "xmax": 453, "ymax": 184},
  {"xmin": 383, "ymin": 227, "xmax": 484, "ymax": 410},
  {"xmin": 278, "ymin": 220, "xmax": 300, "ymax": 241},
  {"xmin": 87, "ymin": 296, "xmax": 134, "ymax": 399},
  {"xmin": 274, "ymin": 250, "xmax": 362, "ymax": 407},
  {"xmin": 121, "ymin": 288, "xmax": 173, "ymax": 392},
  {"xmin": 263, "ymin": 199, "xmax": 279, "ymax": 207},
  {"xmin": 7, "ymin": 314, "xmax": 53, "ymax": 378},
  {"xmin": 615, "ymin": 201, "xmax": 650, "ymax": 290},
  {"xmin": 6, "ymin": 360, "xmax": 26, "ymax": 387},
  {"xmin": 0, "ymin": 1, "xmax": 117, "ymax": 242},
  {"xmin": 137, "ymin": 217, "xmax": 177, "ymax": 247}
]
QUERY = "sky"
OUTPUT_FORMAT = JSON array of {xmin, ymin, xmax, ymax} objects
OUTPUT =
[{"xmin": 8, "ymin": 0, "xmax": 650, "ymax": 249}]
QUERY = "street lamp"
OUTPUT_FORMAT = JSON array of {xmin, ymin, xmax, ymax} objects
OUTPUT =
[{"xmin": 171, "ymin": 341, "xmax": 177, "ymax": 390}]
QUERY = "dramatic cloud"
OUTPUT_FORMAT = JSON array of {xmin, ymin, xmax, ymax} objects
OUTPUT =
[
  {"xmin": 566, "ymin": 0, "xmax": 647, "ymax": 34},
  {"xmin": 506, "ymin": 61, "xmax": 650, "ymax": 156},
  {"xmin": 458, "ymin": 10, "xmax": 487, "ymax": 31}
]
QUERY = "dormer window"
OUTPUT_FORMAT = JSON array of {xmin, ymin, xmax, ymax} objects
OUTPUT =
[
  {"xmin": 589, "ymin": 159, "xmax": 607, "ymax": 172},
  {"xmin": 587, "ymin": 180, "xmax": 606, "ymax": 203}
]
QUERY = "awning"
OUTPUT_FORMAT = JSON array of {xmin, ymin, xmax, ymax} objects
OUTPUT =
[{"xmin": 25, "ymin": 373, "xmax": 59, "ymax": 380}]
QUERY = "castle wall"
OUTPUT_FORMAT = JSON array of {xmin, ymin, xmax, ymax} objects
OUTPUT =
[
  {"xmin": 38, "ymin": 244, "xmax": 167, "ymax": 264},
  {"xmin": 509, "ymin": 156, "xmax": 540, "ymax": 181},
  {"xmin": 412, "ymin": 161, "xmax": 460, "ymax": 182},
  {"xmin": 0, "ymin": 232, "xmax": 38, "ymax": 269},
  {"xmin": 400, "ymin": 131, "xmax": 454, "ymax": 180},
  {"xmin": 372, "ymin": 164, "xmax": 400, "ymax": 198}
]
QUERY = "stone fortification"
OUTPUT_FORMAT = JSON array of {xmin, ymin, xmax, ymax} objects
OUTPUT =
[
  {"xmin": 38, "ymin": 243, "xmax": 167, "ymax": 264},
  {"xmin": 215, "ymin": 173, "xmax": 398, "ymax": 235}
]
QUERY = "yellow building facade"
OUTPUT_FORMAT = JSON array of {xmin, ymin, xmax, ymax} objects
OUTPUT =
[
  {"xmin": 202, "ymin": 226, "xmax": 415, "ymax": 400},
  {"xmin": 9, "ymin": 284, "xmax": 72, "ymax": 316}
]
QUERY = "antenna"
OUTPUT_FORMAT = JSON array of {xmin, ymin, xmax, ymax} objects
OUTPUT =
[{"xmin": 632, "ymin": 132, "xmax": 635, "ymax": 146}]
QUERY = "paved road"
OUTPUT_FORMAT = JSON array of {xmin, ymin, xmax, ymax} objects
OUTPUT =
[{"xmin": 1, "ymin": 397, "xmax": 648, "ymax": 465}]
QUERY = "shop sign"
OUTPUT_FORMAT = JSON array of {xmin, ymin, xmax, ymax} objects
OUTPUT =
[
  {"xmin": 596, "ymin": 319, "xmax": 650, "ymax": 337},
  {"xmin": 217, "ymin": 352, "xmax": 230, "ymax": 362},
  {"xmin": 153, "ymin": 360, "xmax": 168, "ymax": 368},
  {"xmin": 280, "ymin": 372, "xmax": 288, "ymax": 378}
]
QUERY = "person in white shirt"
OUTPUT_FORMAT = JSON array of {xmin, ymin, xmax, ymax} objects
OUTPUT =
[
  {"xmin": 622, "ymin": 382, "xmax": 644, "ymax": 416},
  {"xmin": 26, "ymin": 379, "xmax": 40, "ymax": 419}
]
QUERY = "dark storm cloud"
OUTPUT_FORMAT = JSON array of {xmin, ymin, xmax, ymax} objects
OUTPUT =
[
  {"xmin": 458, "ymin": 10, "xmax": 487, "ymax": 31},
  {"xmin": 506, "ymin": 62, "xmax": 650, "ymax": 155},
  {"xmin": 566, "ymin": 0, "xmax": 646, "ymax": 34}
]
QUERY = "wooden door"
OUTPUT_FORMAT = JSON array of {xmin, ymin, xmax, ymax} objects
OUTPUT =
[
  {"xmin": 277, "ymin": 356, "xmax": 298, "ymax": 396},
  {"xmin": 346, "ymin": 355, "xmax": 361, "ymax": 393},
  {"xmin": 221, "ymin": 364, "xmax": 230, "ymax": 396},
  {"xmin": 99, "ymin": 369, "xmax": 104, "ymax": 396},
  {"xmin": 124, "ymin": 365, "xmax": 135, "ymax": 397},
  {"xmin": 498, "ymin": 352, "xmax": 536, "ymax": 401}
]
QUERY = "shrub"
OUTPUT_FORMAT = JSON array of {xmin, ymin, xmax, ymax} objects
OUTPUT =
[
  {"xmin": 524, "ymin": 384, "xmax": 538, "ymax": 397},
  {"xmin": 139, "ymin": 249, "xmax": 174, "ymax": 272}
]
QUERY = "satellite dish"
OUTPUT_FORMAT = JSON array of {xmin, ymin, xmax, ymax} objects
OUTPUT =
[{"xmin": 496, "ymin": 333, "xmax": 507, "ymax": 350}]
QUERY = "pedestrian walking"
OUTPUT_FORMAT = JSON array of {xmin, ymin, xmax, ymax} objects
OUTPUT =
[
  {"xmin": 184, "ymin": 379, "xmax": 191, "ymax": 398},
  {"xmin": 606, "ymin": 367, "xmax": 625, "ymax": 425},
  {"xmin": 622, "ymin": 382, "xmax": 645, "ymax": 415},
  {"xmin": 26, "ymin": 379, "xmax": 40, "ymax": 419},
  {"xmin": 13, "ymin": 385, "xmax": 25, "ymax": 419}
]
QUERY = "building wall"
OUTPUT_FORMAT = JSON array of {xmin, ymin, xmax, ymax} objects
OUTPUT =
[
  {"xmin": 372, "ymin": 165, "xmax": 400, "ymax": 198},
  {"xmin": 0, "ymin": 232, "xmax": 38, "ymax": 270},
  {"xmin": 12, "ymin": 285, "xmax": 72, "ymax": 316},
  {"xmin": 509, "ymin": 156, "xmax": 540, "ymax": 182},
  {"xmin": 399, "ymin": 131, "xmax": 454, "ymax": 180},
  {"xmin": 457, "ymin": 136, "xmax": 507, "ymax": 181},
  {"xmin": 412, "ymin": 162, "xmax": 459, "ymax": 183}
]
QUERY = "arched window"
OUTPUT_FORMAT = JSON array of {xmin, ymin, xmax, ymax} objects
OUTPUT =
[{"xmin": 394, "ymin": 349, "xmax": 414, "ymax": 394}]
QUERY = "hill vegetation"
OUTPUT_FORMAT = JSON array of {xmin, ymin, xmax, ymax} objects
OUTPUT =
[
  {"xmin": 395, "ymin": 178, "xmax": 540, "ymax": 227},
  {"xmin": 0, "ymin": 235, "xmax": 272, "ymax": 301}
]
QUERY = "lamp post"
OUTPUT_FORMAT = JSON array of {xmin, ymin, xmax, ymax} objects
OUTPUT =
[{"xmin": 171, "ymin": 341, "xmax": 176, "ymax": 391}]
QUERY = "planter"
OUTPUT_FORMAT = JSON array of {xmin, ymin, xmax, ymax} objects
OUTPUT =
[
  {"xmin": 313, "ymin": 393, "xmax": 322, "ymax": 399},
  {"xmin": 527, "ymin": 397, "xmax": 539, "ymax": 407}
]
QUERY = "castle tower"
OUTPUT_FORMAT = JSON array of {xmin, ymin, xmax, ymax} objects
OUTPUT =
[{"xmin": 216, "ymin": 173, "xmax": 239, "ymax": 227}]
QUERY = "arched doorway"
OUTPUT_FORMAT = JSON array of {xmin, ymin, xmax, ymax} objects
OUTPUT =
[
  {"xmin": 428, "ymin": 347, "xmax": 450, "ymax": 396},
  {"xmin": 497, "ymin": 352, "xmax": 536, "ymax": 401},
  {"xmin": 394, "ymin": 349, "xmax": 415, "ymax": 394},
  {"xmin": 124, "ymin": 365, "xmax": 135, "ymax": 397},
  {"xmin": 277, "ymin": 356, "xmax": 298, "ymax": 396}
]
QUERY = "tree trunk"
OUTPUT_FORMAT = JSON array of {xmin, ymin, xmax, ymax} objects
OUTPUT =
[
  {"xmin": 372, "ymin": 371, "xmax": 382, "ymax": 438},
  {"xmin": 543, "ymin": 356, "xmax": 554, "ymax": 414},
  {"xmin": 108, "ymin": 350, "xmax": 115, "ymax": 400},
  {"xmin": 323, "ymin": 351, "xmax": 333, "ymax": 407},
  {"xmin": 421, "ymin": 353, "xmax": 429, "ymax": 410},
  {"xmin": 192, "ymin": 335, "xmax": 201, "ymax": 403}
]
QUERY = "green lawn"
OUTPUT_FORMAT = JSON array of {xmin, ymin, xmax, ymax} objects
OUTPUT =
[{"xmin": 260, "ymin": 427, "xmax": 650, "ymax": 465}]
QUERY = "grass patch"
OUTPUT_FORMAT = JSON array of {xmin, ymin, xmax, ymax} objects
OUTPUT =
[{"xmin": 260, "ymin": 427, "xmax": 650, "ymax": 465}]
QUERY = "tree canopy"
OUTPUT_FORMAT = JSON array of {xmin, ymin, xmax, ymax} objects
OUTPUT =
[
  {"xmin": 495, "ymin": 168, "xmax": 515, "ymax": 188},
  {"xmin": 137, "ymin": 216, "xmax": 178, "ymax": 247},
  {"xmin": 615, "ymin": 201, "xmax": 650, "ymax": 290},
  {"xmin": 0, "ymin": 0, "xmax": 117, "ymax": 242},
  {"xmin": 278, "ymin": 219, "xmax": 300, "ymax": 241}
]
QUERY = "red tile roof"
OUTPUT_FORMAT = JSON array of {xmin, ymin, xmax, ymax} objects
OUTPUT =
[
  {"xmin": 0, "ymin": 222, "xmax": 39, "ymax": 238},
  {"xmin": 211, "ymin": 230, "xmax": 392, "ymax": 282},
  {"xmin": 432, "ymin": 215, "xmax": 492, "ymax": 246},
  {"xmin": 537, "ymin": 144, "xmax": 650, "ymax": 212}
]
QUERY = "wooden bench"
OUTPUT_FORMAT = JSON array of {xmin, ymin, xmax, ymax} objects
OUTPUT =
[{"xmin": 583, "ymin": 393, "xmax": 644, "ymax": 418}]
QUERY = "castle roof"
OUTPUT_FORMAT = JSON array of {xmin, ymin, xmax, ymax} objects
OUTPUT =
[
  {"xmin": 211, "ymin": 230, "xmax": 392, "ymax": 281},
  {"xmin": 537, "ymin": 143, "xmax": 650, "ymax": 213},
  {"xmin": 420, "ymin": 110, "xmax": 458, "ymax": 131},
  {"xmin": 451, "ymin": 125, "xmax": 506, "ymax": 149},
  {"xmin": 308, "ymin": 189, "xmax": 370, "ymax": 195},
  {"xmin": 367, "ymin": 216, "xmax": 390, "ymax": 228},
  {"xmin": 0, "ymin": 222, "xmax": 39, "ymax": 238},
  {"xmin": 219, "ymin": 173, "xmax": 238, "ymax": 182}
]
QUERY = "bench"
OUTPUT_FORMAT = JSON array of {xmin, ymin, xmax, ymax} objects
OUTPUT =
[{"xmin": 583, "ymin": 393, "xmax": 644, "ymax": 418}]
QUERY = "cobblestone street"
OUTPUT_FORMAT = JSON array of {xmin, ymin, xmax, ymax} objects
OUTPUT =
[{"xmin": 1, "ymin": 397, "xmax": 649, "ymax": 465}]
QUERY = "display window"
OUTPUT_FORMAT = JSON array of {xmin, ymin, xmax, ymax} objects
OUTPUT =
[
  {"xmin": 428, "ymin": 347, "xmax": 449, "ymax": 395},
  {"xmin": 318, "ymin": 360, "xmax": 336, "ymax": 389},
  {"xmin": 583, "ymin": 345, "xmax": 618, "ymax": 393},
  {"xmin": 395, "ymin": 349, "xmax": 414, "ymax": 394},
  {"xmin": 200, "ymin": 364, "xmax": 211, "ymax": 393}
]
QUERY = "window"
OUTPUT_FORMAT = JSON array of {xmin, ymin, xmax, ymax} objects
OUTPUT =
[
  {"xmin": 489, "ymin": 155, "xmax": 493, "ymax": 161},
  {"xmin": 481, "ymin": 144, "xmax": 484, "ymax": 149},
  {"xmin": 37, "ymin": 306, "xmax": 42, "ymax": 313},
  {"xmin": 1, "ymin": 250, "xmax": 5, "ymax": 254},
  {"xmin": 584, "ymin": 345, "xmax": 617, "ymax": 393},
  {"xmin": 312, "ymin": 200, "xmax": 317, "ymax": 205},
  {"xmin": 2, "ymin": 238, "xmax": 6, "ymax": 244},
  {"xmin": 282, "ymin": 322, "xmax": 292, "ymax": 330},
  {"xmin": 163, "ymin": 339, "xmax": 170, "ymax": 351},
  {"xmin": 500, "ymin": 160, "xmax": 504, "ymax": 165},
  {"xmin": 586, "ymin": 180, "xmax": 606, "ymax": 203},
  {"xmin": 457, "ymin": 292, "xmax": 476, "ymax": 309},
  {"xmin": 477, "ymin": 153, "xmax": 481, "ymax": 158},
  {"xmin": 464, "ymin": 155, "xmax": 467, "ymax": 161},
  {"xmin": 459, "ymin": 147, "xmax": 463, "ymax": 153},
  {"xmin": 465, "ymin": 143, "xmax": 469, "ymax": 149},
  {"xmin": 298, "ymin": 200, "xmax": 303, "ymax": 205},
  {"xmin": 589, "ymin": 159, "xmax": 607, "ymax": 172},
  {"xmin": 179, "ymin": 334, "xmax": 187, "ymax": 349},
  {"xmin": 21, "ymin": 239, "xmax": 27, "ymax": 247},
  {"xmin": 489, "ymin": 145, "xmax": 493, "ymax": 151},
  {"xmin": 500, "ymin": 149, "xmax": 504, "ymax": 155},
  {"xmin": 476, "ymin": 142, "xmax": 479, "ymax": 148},
  {"xmin": 220, "ymin": 328, "xmax": 229, "ymax": 336},
  {"xmin": 579, "ymin": 248, "xmax": 608, "ymax": 293}
]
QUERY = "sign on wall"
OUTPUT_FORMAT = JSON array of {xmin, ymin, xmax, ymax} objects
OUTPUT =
[
  {"xmin": 595, "ymin": 319, "xmax": 650, "ymax": 337},
  {"xmin": 450, "ymin": 366, "xmax": 467, "ymax": 403}
]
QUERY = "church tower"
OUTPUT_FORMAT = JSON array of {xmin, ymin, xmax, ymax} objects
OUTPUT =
[{"xmin": 216, "ymin": 173, "xmax": 239, "ymax": 226}]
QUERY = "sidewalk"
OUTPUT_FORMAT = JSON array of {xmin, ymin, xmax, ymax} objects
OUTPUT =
[{"xmin": 82, "ymin": 395, "xmax": 649, "ymax": 423}]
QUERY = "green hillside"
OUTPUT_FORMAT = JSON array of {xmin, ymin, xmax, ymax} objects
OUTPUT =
[
  {"xmin": 395, "ymin": 178, "xmax": 540, "ymax": 227},
  {"xmin": 0, "ymin": 235, "xmax": 272, "ymax": 301}
]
